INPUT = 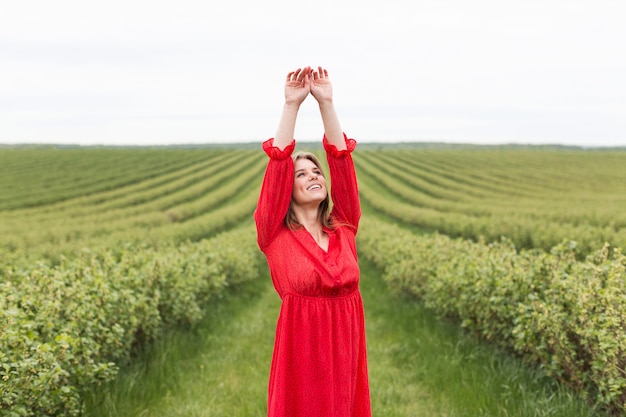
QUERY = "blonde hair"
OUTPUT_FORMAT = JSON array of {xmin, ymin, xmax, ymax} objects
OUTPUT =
[{"xmin": 284, "ymin": 152, "xmax": 333, "ymax": 231}]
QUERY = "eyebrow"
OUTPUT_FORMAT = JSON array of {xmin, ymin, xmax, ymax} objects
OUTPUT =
[{"xmin": 294, "ymin": 167, "xmax": 321, "ymax": 174}]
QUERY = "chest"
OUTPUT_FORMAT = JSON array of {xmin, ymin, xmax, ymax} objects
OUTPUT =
[{"xmin": 263, "ymin": 227, "xmax": 360, "ymax": 297}]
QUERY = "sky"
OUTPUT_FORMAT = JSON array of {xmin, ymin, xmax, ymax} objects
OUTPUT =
[{"xmin": 1, "ymin": 0, "xmax": 625, "ymax": 147}]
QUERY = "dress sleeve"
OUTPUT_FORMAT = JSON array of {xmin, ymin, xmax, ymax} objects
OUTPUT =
[
  {"xmin": 324, "ymin": 133, "xmax": 361, "ymax": 231},
  {"xmin": 254, "ymin": 138, "xmax": 296, "ymax": 251}
]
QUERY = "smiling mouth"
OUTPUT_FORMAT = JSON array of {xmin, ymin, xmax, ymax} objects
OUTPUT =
[{"xmin": 307, "ymin": 184, "xmax": 322, "ymax": 191}]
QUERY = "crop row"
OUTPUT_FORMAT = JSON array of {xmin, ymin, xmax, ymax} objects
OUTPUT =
[
  {"xmin": 383, "ymin": 150, "xmax": 626, "ymax": 227},
  {"xmin": 360, "ymin": 148, "xmax": 626, "ymax": 210},
  {"xmin": 1, "ymin": 147, "xmax": 269, "ymax": 416},
  {"xmin": 0, "ymin": 147, "xmax": 217, "ymax": 210},
  {"xmin": 354, "ymin": 149, "xmax": 626, "ymax": 256},
  {"xmin": 358, "ymin": 216, "xmax": 626, "ymax": 415},
  {"xmin": 1, "ymin": 150, "xmax": 266, "ymax": 264},
  {"xmin": 3, "ymin": 150, "xmax": 250, "ymax": 222},
  {"xmin": 0, "ymin": 224, "xmax": 264, "ymax": 417}
]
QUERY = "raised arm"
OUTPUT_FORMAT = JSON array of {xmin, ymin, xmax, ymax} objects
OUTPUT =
[
  {"xmin": 273, "ymin": 67, "xmax": 312, "ymax": 150},
  {"xmin": 311, "ymin": 67, "xmax": 360, "ymax": 228},
  {"xmin": 255, "ymin": 67, "xmax": 310, "ymax": 249},
  {"xmin": 254, "ymin": 140, "xmax": 295, "ymax": 250},
  {"xmin": 310, "ymin": 67, "xmax": 347, "ymax": 151}
]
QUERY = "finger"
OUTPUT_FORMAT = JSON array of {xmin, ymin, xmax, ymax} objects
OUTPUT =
[
  {"xmin": 317, "ymin": 66, "xmax": 324, "ymax": 78},
  {"xmin": 286, "ymin": 71, "xmax": 296, "ymax": 82},
  {"xmin": 294, "ymin": 68, "xmax": 304, "ymax": 81},
  {"xmin": 297, "ymin": 66, "xmax": 310, "ymax": 82}
]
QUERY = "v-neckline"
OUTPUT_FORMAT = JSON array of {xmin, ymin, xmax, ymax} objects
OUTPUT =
[{"xmin": 300, "ymin": 227, "xmax": 332, "ymax": 253}]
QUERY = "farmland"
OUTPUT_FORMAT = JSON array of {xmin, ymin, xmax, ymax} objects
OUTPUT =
[{"xmin": 1, "ymin": 144, "xmax": 625, "ymax": 416}]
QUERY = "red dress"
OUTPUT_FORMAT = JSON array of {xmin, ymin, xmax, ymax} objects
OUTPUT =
[{"xmin": 254, "ymin": 135, "xmax": 371, "ymax": 417}]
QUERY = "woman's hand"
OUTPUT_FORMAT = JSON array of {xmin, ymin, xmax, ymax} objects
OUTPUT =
[
  {"xmin": 284, "ymin": 66, "xmax": 312, "ymax": 106},
  {"xmin": 310, "ymin": 67, "xmax": 333, "ymax": 103},
  {"xmin": 310, "ymin": 67, "xmax": 344, "ymax": 150}
]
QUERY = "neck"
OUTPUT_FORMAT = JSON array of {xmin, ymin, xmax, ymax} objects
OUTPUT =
[{"xmin": 293, "ymin": 205, "xmax": 322, "ymax": 232}]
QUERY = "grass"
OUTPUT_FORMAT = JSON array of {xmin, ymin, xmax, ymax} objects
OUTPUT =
[
  {"xmin": 361, "ymin": 258, "xmax": 604, "ymax": 417},
  {"xmin": 83, "ymin": 262, "xmax": 606, "ymax": 417},
  {"xmin": 82, "ymin": 275, "xmax": 276, "ymax": 417}
]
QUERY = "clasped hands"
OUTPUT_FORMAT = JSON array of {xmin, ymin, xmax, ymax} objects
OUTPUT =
[{"xmin": 284, "ymin": 66, "xmax": 333, "ymax": 106}]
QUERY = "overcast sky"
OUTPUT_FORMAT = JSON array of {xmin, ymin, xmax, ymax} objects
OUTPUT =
[{"xmin": 1, "ymin": 0, "xmax": 625, "ymax": 146}]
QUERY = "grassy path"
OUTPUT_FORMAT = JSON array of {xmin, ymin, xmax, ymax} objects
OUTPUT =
[
  {"xmin": 85, "ymin": 261, "xmax": 602, "ymax": 416},
  {"xmin": 84, "ymin": 275, "xmax": 276, "ymax": 416}
]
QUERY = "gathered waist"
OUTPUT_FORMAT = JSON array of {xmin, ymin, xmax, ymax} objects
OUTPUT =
[{"xmin": 281, "ymin": 288, "xmax": 360, "ymax": 302}]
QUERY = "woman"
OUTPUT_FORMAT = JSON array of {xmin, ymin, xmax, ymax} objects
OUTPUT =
[{"xmin": 254, "ymin": 66, "xmax": 371, "ymax": 417}]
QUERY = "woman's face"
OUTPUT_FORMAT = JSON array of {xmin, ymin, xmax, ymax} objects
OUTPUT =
[{"xmin": 292, "ymin": 157, "xmax": 327, "ymax": 207}]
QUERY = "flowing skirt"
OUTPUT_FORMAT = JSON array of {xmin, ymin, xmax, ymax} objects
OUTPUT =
[{"xmin": 268, "ymin": 290, "xmax": 371, "ymax": 417}]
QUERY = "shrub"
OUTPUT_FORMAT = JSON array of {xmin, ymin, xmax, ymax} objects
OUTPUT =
[
  {"xmin": 359, "ymin": 218, "xmax": 626, "ymax": 415},
  {"xmin": 0, "ymin": 227, "xmax": 263, "ymax": 416}
]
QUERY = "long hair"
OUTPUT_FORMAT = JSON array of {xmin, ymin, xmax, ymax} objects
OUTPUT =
[{"xmin": 284, "ymin": 152, "xmax": 333, "ymax": 231}]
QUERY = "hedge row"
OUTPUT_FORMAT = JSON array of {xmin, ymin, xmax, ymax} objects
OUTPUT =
[
  {"xmin": 0, "ymin": 226, "xmax": 264, "ymax": 417},
  {"xmin": 355, "ymin": 169, "xmax": 626, "ymax": 258},
  {"xmin": 358, "ymin": 218, "xmax": 626, "ymax": 415}
]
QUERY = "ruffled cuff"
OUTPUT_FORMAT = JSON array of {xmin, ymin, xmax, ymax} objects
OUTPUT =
[
  {"xmin": 323, "ymin": 133, "xmax": 357, "ymax": 157},
  {"xmin": 262, "ymin": 138, "xmax": 296, "ymax": 160}
]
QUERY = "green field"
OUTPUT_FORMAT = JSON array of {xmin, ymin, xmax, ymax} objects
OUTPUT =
[{"xmin": 1, "ymin": 144, "xmax": 625, "ymax": 416}]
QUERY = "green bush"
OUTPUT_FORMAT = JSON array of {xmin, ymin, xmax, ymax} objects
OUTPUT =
[
  {"xmin": 0, "ymin": 227, "xmax": 263, "ymax": 417},
  {"xmin": 359, "ymin": 218, "xmax": 626, "ymax": 415}
]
